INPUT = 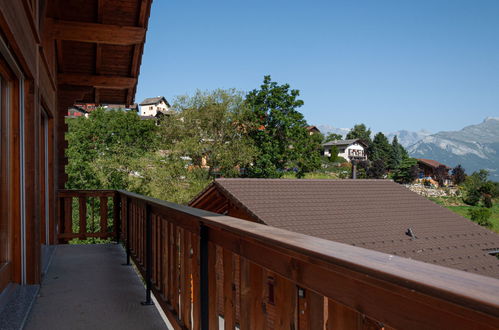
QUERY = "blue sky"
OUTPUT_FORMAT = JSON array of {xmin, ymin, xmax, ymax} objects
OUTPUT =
[{"xmin": 136, "ymin": 0, "xmax": 499, "ymax": 133}]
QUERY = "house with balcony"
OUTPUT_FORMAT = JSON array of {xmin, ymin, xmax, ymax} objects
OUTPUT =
[
  {"xmin": 0, "ymin": 1, "xmax": 498, "ymax": 330},
  {"xmin": 417, "ymin": 158, "xmax": 452, "ymax": 186},
  {"xmin": 323, "ymin": 139, "xmax": 368, "ymax": 162}
]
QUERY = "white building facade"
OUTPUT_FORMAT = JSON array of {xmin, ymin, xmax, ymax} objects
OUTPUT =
[
  {"xmin": 323, "ymin": 139, "xmax": 368, "ymax": 162},
  {"xmin": 138, "ymin": 96, "xmax": 171, "ymax": 117}
]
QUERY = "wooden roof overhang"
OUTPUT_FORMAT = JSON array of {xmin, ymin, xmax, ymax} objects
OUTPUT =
[{"xmin": 46, "ymin": 0, "xmax": 152, "ymax": 107}]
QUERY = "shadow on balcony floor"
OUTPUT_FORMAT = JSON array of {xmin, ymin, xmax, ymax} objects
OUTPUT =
[{"xmin": 25, "ymin": 244, "xmax": 167, "ymax": 330}]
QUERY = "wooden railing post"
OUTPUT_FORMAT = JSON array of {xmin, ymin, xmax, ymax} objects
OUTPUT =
[
  {"xmin": 141, "ymin": 203, "xmax": 154, "ymax": 306},
  {"xmin": 200, "ymin": 223, "xmax": 209, "ymax": 330},
  {"xmin": 123, "ymin": 196, "xmax": 131, "ymax": 266},
  {"xmin": 113, "ymin": 192, "xmax": 121, "ymax": 244}
]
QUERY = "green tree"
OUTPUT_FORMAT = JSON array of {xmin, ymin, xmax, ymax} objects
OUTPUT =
[
  {"xmin": 66, "ymin": 107, "xmax": 158, "ymax": 192},
  {"xmin": 367, "ymin": 159, "xmax": 386, "ymax": 179},
  {"xmin": 346, "ymin": 124, "xmax": 372, "ymax": 144},
  {"xmin": 369, "ymin": 132, "xmax": 391, "ymax": 164},
  {"xmin": 329, "ymin": 145, "xmax": 340, "ymax": 162},
  {"xmin": 451, "ymin": 165, "xmax": 466, "ymax": 185},
  {"xmin": 324, "ymin": 133, "xmax": 343, "ymax": 143},
  {"xmin": 159, "ymin": 89, "xmax": 258, "ymax": 178},
  {"xmin": 244, "ymin": 75, "xmax": 321, "ymax": 178},
  {"xmin": 462, "ymin": 170, "xmax": 492, "ymax": 206},
  {"xmin": 389, "ymin": 136, "xmax": 407, "ymax": 170},
  {"xmin": 392, "ymin": 158, "xmax": 419, "ymax": 184}
]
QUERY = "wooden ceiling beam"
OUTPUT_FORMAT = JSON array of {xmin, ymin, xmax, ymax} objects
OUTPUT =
[
  {"xmin": 95, "ymin": 44, "xmax": 102, "ymax": 75},
  {"xmin": 47, "ymin": 18, "xmax": 145, "ymax": 45},
  {"xmin": 97, "ymin": 0, "xmax": 104, "ymax": 23},
  {"xmin": 58, "ymin": 73, "xmax": 137, "ymax": 89}
]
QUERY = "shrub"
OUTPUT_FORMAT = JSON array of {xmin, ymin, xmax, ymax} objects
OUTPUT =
[
  {"xmin": 463, "ymin": 188, "xmax": 481, "ymax": 206},
  {"xmin": 468, "ymin": 207, "xmax": 492, "ymax": 228},
  {"xmin": 483, "ymin": 195, "xmax": 493, "ymax": 208}
]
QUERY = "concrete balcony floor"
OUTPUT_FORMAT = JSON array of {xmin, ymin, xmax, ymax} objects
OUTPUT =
[{"xmin": 25, "ymin": 244, "xmax": 167, "ymax": 330}]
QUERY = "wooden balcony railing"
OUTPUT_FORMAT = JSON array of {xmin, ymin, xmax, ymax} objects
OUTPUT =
[
  {"xmin": 58, "ymin": 190, "xmax": 499, "ymax": 329},
  {"xmin": 57, "ymin": 190, "xmax": 120, "ymax": 242}
]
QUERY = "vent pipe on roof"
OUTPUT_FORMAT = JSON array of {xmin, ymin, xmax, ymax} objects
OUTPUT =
[{"xmin": 405, "ymin": 228, "xmax": 417, "ymax": 239}]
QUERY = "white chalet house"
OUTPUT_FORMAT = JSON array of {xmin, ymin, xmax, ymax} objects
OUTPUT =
[
  {"xmin": 322, "ymin": 139, "xmax": 368, "ymax": 162},
  {"xmin": 138, "ymin": 96, "xmax": 172, "ymax": 117}
]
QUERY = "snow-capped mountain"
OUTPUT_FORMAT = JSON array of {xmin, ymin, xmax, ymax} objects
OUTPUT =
[
  {"xmin": 386, "ymin": 130, "xmax": 432, "ymax": 148},
  {"xmin": 408, "ymin": 117, "xmax": 499, "ymax": 180},
  {"xmin": 316, "ymin": 125, "xmax": 350, "ymax": 138}
]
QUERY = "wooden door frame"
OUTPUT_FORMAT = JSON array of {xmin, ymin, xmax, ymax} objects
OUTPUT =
[{"xmin": 0, "ymin": 34, "xmax": 26, "ymax": 290}]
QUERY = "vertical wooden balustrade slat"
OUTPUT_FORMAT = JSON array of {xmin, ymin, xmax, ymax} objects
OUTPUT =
[
  {"xmin": 121, "ymin": 194, "xmax": 126, "ymax": 242},
  {"xmin": 191, "ymin": 233, "xmax": 201, "ymax": 330},
  {"xmin": 139, "ymin": 203, "xmax": 143, "ymax": 265},
  {"xmin": 140, "ymin": 203, "xmax": 145, "ymax": 266},
  {"xmin": 162, "ymin": 217, "xmax": 169, "ymax": 300},
  {"xmin": 327, "ymin": 299, "xmax": 362, "ymax": 330},
  {"xmin": 132, "ymin": 201, "xmax": 137, "ymax": 256},
  {"xmin": 239, "ymin": 257, "xmax": 251, "ymax": 330},
  {"xmin": 248, "ymin": 262, "xmax": 265, "ymax": 330},
  {"xmin": 302, "ymin": 291, "xmax": 325, "ymax": 330},
  {"xmin": 113, "ymin": 193, "xmax": 120, "ymax": 242},
  {"xmin": 156, "ymin": 214, "xmax": 161, "ymax": 291},
  {"xmin": 234, "ymin": 255, "xmax": 241, "ymax": 324},
  {"xmin": 275, "ymin": 274, "xmax": 297, "ymax": 330},
  {"xmin": 143, "ymin": 205, "xmax": 147, "ymax": 267},
  {"xmin": 99, "ymin": 196, "xmax": 108, "ymax": 235},
  {"xmin": 159, "ymin": 216, "xmax": 167, "ymax": 298},
  {"xmin": 79, "ymin": 196, "xmax": 87, "ymax": 237},
  {"xmin": 179, "ymin": 228, "xmax": 186, "ymax": 323},
  {"xmin": 223, "ymin": 249, "xmax": 235, "ymax": 329},
  {"xmin": 181, "ymin": 230, "xmax": 192, "ymax": 328},
  {"xmin": 168, "ymin": 222, "xmax": 174, "ymax": 305},
  {"xmin": 208, "ymin": 241, "xmax": 219, "ymax": 330},
  {"xmin": 63, "ymin": 197, "xmax": 72, "ymax": 237},
  {"xmin": 135, "ymin": 202, "xmax": 140, "ymax": 262},
  {"xmin": 171, "ymin": 223, "xmax": 179, "ymax": 314},
  {"xmin": 151, "ymin": 213, "xmax": 157, "ymax": 287}
]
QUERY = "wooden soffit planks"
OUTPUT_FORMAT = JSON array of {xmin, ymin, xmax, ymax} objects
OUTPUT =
[
  {"xmin": 58, "ymin": 74, "xmax": 136, "ymax": 89},
  {"xmin": 46, "ymin": 18, "xmax": 145, "ymax": 45}
]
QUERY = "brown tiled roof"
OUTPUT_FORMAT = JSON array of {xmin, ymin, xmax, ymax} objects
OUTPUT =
[
  {"xmin": 418, "ymin": 158, "xmax": 451, "ymax": 169},
  {"xmin": 195, "ymin": 179, "xmax": 499, "ymax": 279}
]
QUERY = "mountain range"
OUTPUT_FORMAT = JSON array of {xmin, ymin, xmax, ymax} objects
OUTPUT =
[
  {"xmin": 407, "ymin": 117, "xmax": 499, "ymax": 181},
  {"xmin": 316, "ymin": 118, "xmax": 499, "ymax": 181}
]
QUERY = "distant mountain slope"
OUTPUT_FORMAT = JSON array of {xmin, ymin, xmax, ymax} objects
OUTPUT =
[
  {"xmin": 408, "ymin": 118, "xmax": 499, "ymax": 181},
  {"xmin": 316, "ymin": 125, "xmax": 350, "ymax": 138},
  {"xmin": 387, "ymin": 130, "xmax": 432, "ymax": 148}
]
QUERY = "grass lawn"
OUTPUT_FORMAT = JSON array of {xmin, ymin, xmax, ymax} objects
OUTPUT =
[{"xmin": 430, "ymin": 197, "xmax": 499, "ymax": 233}]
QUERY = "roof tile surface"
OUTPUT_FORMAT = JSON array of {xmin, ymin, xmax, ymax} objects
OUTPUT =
[{"xmin": 210, "ymin": 179, "xmax": 499, "ymax": 278}]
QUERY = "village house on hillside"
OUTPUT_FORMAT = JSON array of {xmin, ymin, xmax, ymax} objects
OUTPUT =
[
  {"xmin": 417, "ymin": 158, "xmax": 452, "ymax": 185},
  {"xmin": 306, "ymin": 125, "xmax": 321, "ymax": 135},
  {"xmin": 322, "ymin": 138, "xmax": 368, "ymax": 162},
  {"xmin": 138, "ymin": 96, "xmax": 172, "ymax": 118}
]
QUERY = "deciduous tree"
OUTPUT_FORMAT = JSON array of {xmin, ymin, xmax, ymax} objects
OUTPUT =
[
  {"xmin": 346, "ymin": 124, "xmax": 372, "ymax": 144},
  {"xmin": 451, "ymin": 164, "xmax": 466, "ymax": 185},
  {"xmin": 244, "ymin": 75, "xmax": 321, "ymax": 178}
]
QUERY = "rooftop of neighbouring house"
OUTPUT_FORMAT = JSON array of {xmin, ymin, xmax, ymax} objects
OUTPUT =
[
  {"xmin": 190, "ymin": 178, "xmax": 499, "ymax": 279},
  {"xmin": 139, "ymin": 96, "xmax": 170, "ymax": 106},
  {"xmin": 322, "ymin": 139, "xmax": 367, "ymax": 147},
  {"xmin": 418, "ymin": 158, "xmax": 451, "ymax": 169}
]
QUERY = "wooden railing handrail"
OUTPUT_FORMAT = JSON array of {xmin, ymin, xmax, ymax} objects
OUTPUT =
[{"xmin": 117, "ymin": 190, "xmax": 499, "ymax": 328}]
